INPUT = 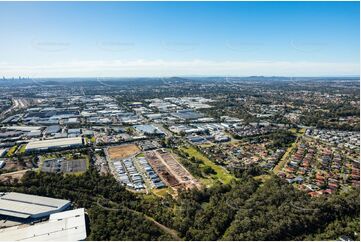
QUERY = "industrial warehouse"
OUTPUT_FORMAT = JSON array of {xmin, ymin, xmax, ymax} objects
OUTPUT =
[
  {"xmin": 0, "ymin": 192, "xmax": 70, "ymax": 220},
  {"xmin": 0, "ymin": 192, "xmax": 87, "ymax": 241},
  {"xmin": 0, "ymin": 208, "xmax": 87, "ymax": 241},
  {"xmin": 25, "ymin": 137, "xmax": 84, "ymax": 152}
]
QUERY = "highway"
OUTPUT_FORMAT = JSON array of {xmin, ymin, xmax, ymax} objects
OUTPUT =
[{"xmin": 0, "ymin": 98, "xmax": 30, "ymax": 120}]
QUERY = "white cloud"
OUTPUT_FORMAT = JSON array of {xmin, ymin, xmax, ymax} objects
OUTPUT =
[{"xmin": 0, "ymin": 59, "xmax": 359, "ymax": 77}]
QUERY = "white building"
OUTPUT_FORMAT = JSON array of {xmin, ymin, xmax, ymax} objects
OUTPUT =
[
  {"xmin": 0, "ymin": 208, "xmax": 87, "ymax": 241},
  {"xmin": 0, "ymin": 192, "xmax": 71, "ymax": 219},
  {"xmin": 0, "ymin": 149, "xmax": 7, "ymax": 158},
  {"xmin": 25, "ymin": 137, "xmax": 83, "ymax": 152}
]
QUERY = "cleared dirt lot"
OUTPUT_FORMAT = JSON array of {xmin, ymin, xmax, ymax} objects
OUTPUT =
[
  {"xmin": 145, "ymin": 151, "xmax": 179, "ymax": 187},
  {"xmin": 145, "ymin": 149, "xmax": 200, "ymax": 190},
  {"xmin": 107, "ymin": 144, "xmax": 140, "ymax": 160},
  {"xmin": 0, "ymin": 169, "xmax": 28, "ymax": 183},
  {"xmin": 1, "ymin": 159, "xmax": 34, "ymax": 171}
]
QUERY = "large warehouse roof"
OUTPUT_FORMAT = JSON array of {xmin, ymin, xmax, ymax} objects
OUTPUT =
[
  {"xmin": 0, "ymin": 149, "xmax": 7, "ymax": 157},
  {"xmin": 0, "ymin": 208, "xmax": 87, "ymax": 241},
  {"xmin": 6, "ymin": 126, "xmax": 43, "ymax": 132},
  {"xmin": 0, "ymin": 192, "xmax": 70, "ymax": 219},
  {"xmin": 25, "ymin": 137, "xmax": 83, "ymax": 150}
]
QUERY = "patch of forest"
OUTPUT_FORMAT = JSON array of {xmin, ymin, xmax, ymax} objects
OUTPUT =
[{"xmin": 0, "ymin": 169, "xmax": 358, "ymax": 241}]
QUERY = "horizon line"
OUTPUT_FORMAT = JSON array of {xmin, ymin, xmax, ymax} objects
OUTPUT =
[{"xmin": 1, "ymin": 75, "xmax": 360, "ymax": 79}]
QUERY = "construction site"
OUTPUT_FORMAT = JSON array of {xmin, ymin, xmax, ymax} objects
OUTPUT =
[
  {"xmin": 105, "ymin": 143, "xmax": 199, "ymax": 193},
  {"xmin": 145, "ymin": 149, "xmax": 200, "ymax": 191}
]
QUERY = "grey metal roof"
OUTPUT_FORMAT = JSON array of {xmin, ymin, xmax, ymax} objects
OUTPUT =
[
  {"xmin": 25, "ymin": 137, "xmax": 83, "ymax": 150},
  {"xmin": 0, "ymin": 192, "xmax": 70, "ymax": 219},
  {"xmin": 0, "ymin": 208, "xmax": 87, "ymax": 241}
]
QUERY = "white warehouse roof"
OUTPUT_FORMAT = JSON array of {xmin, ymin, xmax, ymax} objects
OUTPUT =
[
  {"xmin": 0, "ymin": 192, "xmax": 71, "ymax": 219},
  {"xmin": 25, "ymin": 137, "xmax": 83, "ymax": 151},
  {"xmin": 6, "ymin": 126, "xmax": 43, "ymax": 132},
  {"xmin": 0, "ymin": 149, "xmax": 7, "ymax": 157},
  {"xmin": 0, "ymin": 208, "xmax": 87, "ymax": 241}
]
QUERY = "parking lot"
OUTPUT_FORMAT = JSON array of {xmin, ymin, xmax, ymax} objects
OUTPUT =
[{"xmin": 42, "ymin": 158, "xmax": 87, "ymax": 174}]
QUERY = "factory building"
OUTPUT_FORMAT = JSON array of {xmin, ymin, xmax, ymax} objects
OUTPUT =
[
  {"xmin": 0, "ymin": 208, "xmax": 87, "ymax": 241},
  {"xmin": 0, "ymin": 149, "xmax": 8, "ymax": 157},
  {"xmin": 25, "ymin": 137, "xmax": 83, "ymax": 152},
  {"xmin": 0, "ymin": 192, "xmax": 71, "ymax": 220}
]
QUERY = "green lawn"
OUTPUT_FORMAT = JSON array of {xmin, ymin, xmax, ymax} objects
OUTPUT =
[
  {"xmin": 273, "ymin": 140, "xmax": 297, "ymax": 174},
  {"xmin": 254, "ymin": 174, "xmax": 271, "ymax": 183},
  {"xmin": 273, "ymin": 128, "xmax": 305, "ymax": 174},
  {"xmin": 152, "ymin": 187, "xmax": 174, "ymax": 197},
  {"xmin": 289, "ymin": 128, "xmax": 306, "ymax": 137},
  {"xmin": 85, "ymin": 156, "xmax": 90, "ymax": 169},
  {"xmin": 298, "ymin": 128, "xmax": 306, "ymax": 136},
  {"xmin": 6, "ymin": 145, "xmax": 18, "ymax": 157},
  {"xmin": 179, "ymin": 146, "xmax": 235, "ymax": 185},
  {"xmin": 289, "ymin": 128, "xmax": 297, "ymax": 133},
  {"xmin": 18, "ymin": 145, "xmax": 26, "ymax": 154},
  {"xmin": 136, "ymin": 153, "xmax": 145, "ymax": 158}
]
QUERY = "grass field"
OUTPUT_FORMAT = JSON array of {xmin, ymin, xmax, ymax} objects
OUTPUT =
[
  {"xmin": 273, "ymin": 128, "xmax": 305, "ymax": 174},
  {"xmin": 6, "ymin": 145, "xmax": 18, "ymax": 157},
  {"xmin": 289, "ymin": 128, "xmax": 297, "ymax": 133},
  {"xmin": 152, "ymin": 187, "xmax": 174, "ymax": 197},
  {"xmin": 107, "ymin": 144, "xmax": 140, "ymax": 160},
  {"xmin": 253, "ymin": 174, "xmax": 271, "ymax": 182},
  {"xmin": 273, "ymin": 139, "xmax": 298, "ymax": 174},
  {"xmin": 136, "ymin": 153, "xmax": 145, "ymax": 158},
  {"xmin": 289, "ymin": 128, "xmax": 306, "ymax": 137},
  {"xmin": 180, "ymin": 146, "xmax": 235, "ymax": 185},
  {"xmin": 18, "ymin": 145, "xmax": 26, "ymax": 154},
  {"xmin": 199, "ymin": 143, "xmax": 215, "ymax": 148}
]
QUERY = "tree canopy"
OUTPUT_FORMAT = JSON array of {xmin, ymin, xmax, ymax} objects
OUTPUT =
[{"xmin": 0, "ymin": 170, "xmax": 358, "ymax": 241}]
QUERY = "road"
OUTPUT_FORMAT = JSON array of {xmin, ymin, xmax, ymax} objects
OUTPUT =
[{"xmin": 0, "ymin": 98, "xmax": 30, "ymax": 120}]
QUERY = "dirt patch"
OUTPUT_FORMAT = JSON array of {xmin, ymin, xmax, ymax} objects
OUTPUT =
[
  {"xmin": 145, "ymin": 149, "xmax": 200, "ymax": 190},
  {"xmin": 107, "ymin": 144, "xmax": 140, "ymax": 160},
  {"xmin": 2, "ymin": 160, "xmax": 33, "ymax": 171},
  {"xmin": 145, "ymin": 151, "xmax": 179, "ymax": 187},
  {"xmin": 0, "ymin": 169, "xmax": 28, "ymax": 183}
]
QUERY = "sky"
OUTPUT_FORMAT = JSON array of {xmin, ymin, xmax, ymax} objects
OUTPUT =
[{"xmin": 0, "ymin": 1, "xmax": 359, "ymax": 77}]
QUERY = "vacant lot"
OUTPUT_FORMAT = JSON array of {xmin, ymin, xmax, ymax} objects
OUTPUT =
[
  {"xmin": 107, "ymin": 144, "xmax": 140, "ymax": 160},
  {"xmin": 180, "ymin": 146, "xmax": 235, "ymax": 185},
  {"xmin": 1, "ymin": 159, "xmax": 34, "ymax": 171},
  {"xmin": 0, "ymin": 169, "xmax": 29, "ymax": 183}
]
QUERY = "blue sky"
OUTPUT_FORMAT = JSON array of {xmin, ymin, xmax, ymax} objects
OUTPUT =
[{"xmin": 0, "ymin": 1, "xmax": 359, "ymax": 77}]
